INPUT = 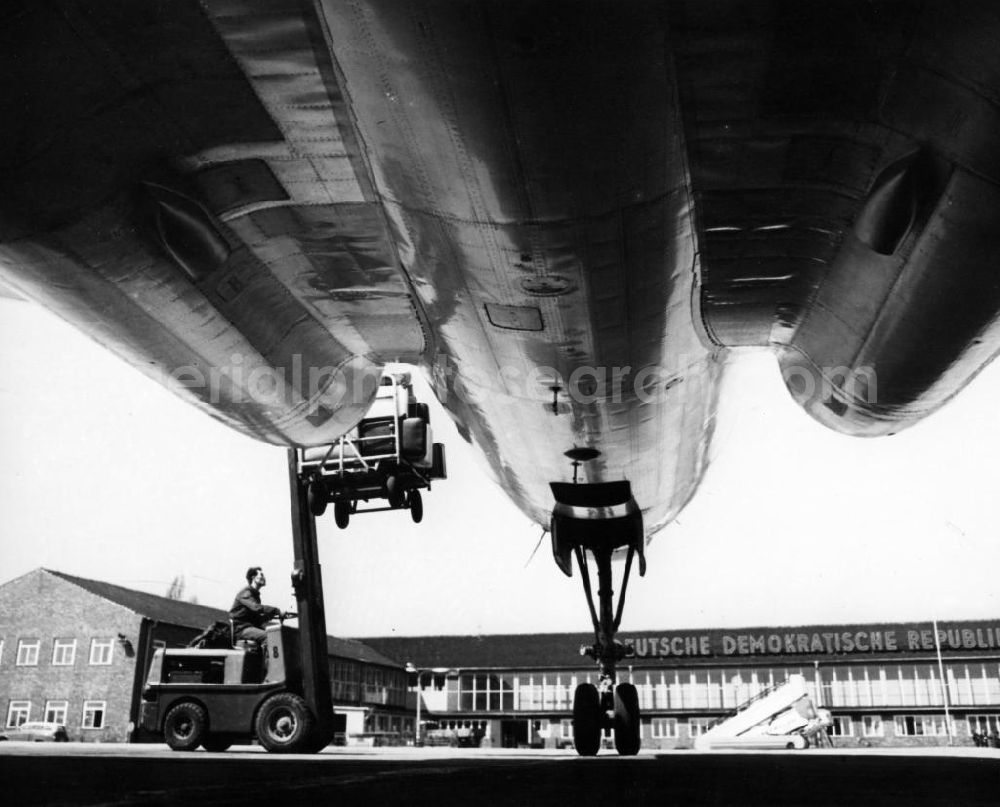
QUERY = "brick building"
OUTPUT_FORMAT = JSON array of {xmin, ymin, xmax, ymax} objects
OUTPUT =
[{"xmin": 0, "ymin": 569, "xmax": 411, "ymax": 742}]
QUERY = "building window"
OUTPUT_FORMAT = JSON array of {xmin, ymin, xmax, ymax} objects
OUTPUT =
[
  {"xmin": 16, "ymin": 639, "xmax": 40, "ymax": 666},
  {"xmin": 861, "ymin": 716, "xmax": 883, "ymax": 737},
  {"xmin": 830, "ymin": 716, "xmax": 854, "ymax": 736},
  {"xmin": 894, "ymin": 714, "xmax": 948, "ymax": 737},
  {"xmin": 52, "ymin": 639, "xmax": 77, "ymax": 666},
  {"xmin": 6, "ymin": 701, "xmax": 30, "ymax": 727},
  {"xmin": 82, "ymin": 701, "xmax": 106, "ymax": 729},
  {"xmin": 650, "ymin": 718, "xmax": 678, "ymax": 739},
  {"xmin": 688, "ymin": 717, "xmax": 713, "ymax": 737},
  {"xmin": 560, "ymin": 719, "xmax": 573, "ymax": 740},
  {"xmin": 45, "ymin": 701, "xmax": 69, "ymax": 724},
  {"xmin": 361, "ymin": 666, "xmax": 407, "ymax": 707},
  {"xmin": 90, "ymin": 639, "xmax": 114, "ymax": 665},
  {"xmin": 460, "ymin": 673, "xmax": 514, "ymax": 711},
  {"xmin": 332, "ymin": 659, "xmax": 360, "ymax": 702},
  {"xmin": 968, "ymin": 714, "xmax": 1000, "ymax": 736}
]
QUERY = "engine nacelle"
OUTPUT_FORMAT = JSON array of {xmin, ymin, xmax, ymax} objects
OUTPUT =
[
  {"xmin": 780, "ymin": 154, "xmax": 1000, "ymax": 436},
  {"xmin": 0, "ymin": 180, "xmax": 382, "ymax": 446}
]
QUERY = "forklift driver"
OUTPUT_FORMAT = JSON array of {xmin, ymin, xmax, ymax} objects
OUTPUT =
[{"xmin": 229, "ymin": 567, "xmax": 282, "ymax": 656}]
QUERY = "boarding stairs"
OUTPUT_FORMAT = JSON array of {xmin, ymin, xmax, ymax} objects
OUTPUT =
[{"xmin": 694, "ymin": 674, "xmax": 825, "ymax": 749}]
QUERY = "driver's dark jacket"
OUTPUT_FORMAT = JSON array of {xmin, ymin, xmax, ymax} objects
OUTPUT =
[{"xmin": 229, "ymin": 586, "xmax": 279, "ymax": 630}]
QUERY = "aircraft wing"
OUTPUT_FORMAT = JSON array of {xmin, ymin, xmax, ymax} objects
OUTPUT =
[{"xmin": 2, "ymin": 1, "xmax": 1000, "ymax": 533}]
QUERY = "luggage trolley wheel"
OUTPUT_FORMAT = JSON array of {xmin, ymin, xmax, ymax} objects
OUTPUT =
[
  {"xmin": 306, "ymin": 475, "xmax": 328, "ymax": 517},
  {"xmin": 333, "ymin": 500, "xmax": 351, "ymax": 529},
  {"xmin": 407, "ymin": 489, "xmax": 423, "ymax": 523},
  {"xmin": 385, "ymin": 474, "xmax": 405, "ymax": 508}
]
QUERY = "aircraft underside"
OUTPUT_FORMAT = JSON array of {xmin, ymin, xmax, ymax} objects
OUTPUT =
[{"xmin": 3, "ymin": 0, "xmax": 1000, "ymax": 755}]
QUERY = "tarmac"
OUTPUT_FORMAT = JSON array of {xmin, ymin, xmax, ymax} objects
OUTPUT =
[{"xmin": 1, "ymin": 743, "xmax": 997, "ymax": 806}]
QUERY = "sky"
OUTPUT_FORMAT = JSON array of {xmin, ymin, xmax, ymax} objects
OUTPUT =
[{"xmin": 2, "ymin": 296, "xmax": 999, "ymax": 639}]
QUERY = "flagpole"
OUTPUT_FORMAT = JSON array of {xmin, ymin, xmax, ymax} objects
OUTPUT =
[{"xmin": 933, "ymin": 618, "xmax": 953, "ymax": 745}]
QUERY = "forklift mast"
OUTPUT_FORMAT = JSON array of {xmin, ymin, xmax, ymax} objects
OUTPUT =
[{"xmin": 287, "ymin": 449, "xmax": 335, "ymax": 748}]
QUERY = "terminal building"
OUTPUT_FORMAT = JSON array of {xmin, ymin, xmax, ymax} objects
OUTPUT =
[
  {"xmin": 3, "ymin": 569, "xmax": 998, "ymax": 748},
  {"xmin": 364, "ymin": 620, "xmax": 1000, "ymax": 749}
]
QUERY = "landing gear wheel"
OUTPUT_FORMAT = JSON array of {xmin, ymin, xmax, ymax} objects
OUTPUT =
[
  {"xmin": 255, "ymin": 692, "xmax": 316, "ymax": 753},
  {"xmin": 572, "ymin": 683, "xmax": 602, "ymax": 756},
  {"xmin": 333, "ymin": 500, "xmax": 351, "ymax": 529},
  {"xmin": 613, "ymin": 683, "xmax": 641, "ymax": 756},
  {"xmin": 306, "ymin": 477, "xmax": 328, "ymax": 516},
  {"xmin": 385, "ymin": 474, "xmax": 404, "ymax": 508},
  {"xmin": 201, "ymin": 736, "xmax": 232, "ymax": 752},
  {"xmin": 163, "ymin": 701, "xmax": 207, "ymax": 752},
  {"xmin": 408, "ymin": 489, "xmax": 423, "ymax": 523}
]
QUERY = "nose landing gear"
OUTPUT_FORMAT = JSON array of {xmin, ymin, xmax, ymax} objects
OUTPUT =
[{"xmin": 550, "ymin": 478, "xmax": 645, "ymax": 757}]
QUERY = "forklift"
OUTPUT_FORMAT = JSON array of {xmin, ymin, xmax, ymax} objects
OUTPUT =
[
  {"xmin": 141, "ymin": 615, "xmax": 317, "ymax": 753},
  {"xmin": 140, "ymin": 373, "xmax": 443, "ymax": 753}
]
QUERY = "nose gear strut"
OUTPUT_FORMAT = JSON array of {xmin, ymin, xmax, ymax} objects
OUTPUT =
[{"xmin": 549, "ymin": 474, "xmax": 645, "ymax": 756}]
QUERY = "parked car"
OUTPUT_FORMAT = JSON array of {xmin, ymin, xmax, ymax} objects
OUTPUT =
[{"xmin": 0, "ymin": 722, "xmax": 69, "ymax": 742}]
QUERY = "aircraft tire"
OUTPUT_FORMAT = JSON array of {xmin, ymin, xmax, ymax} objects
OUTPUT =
[
  {"xmin": 255, "ymin": 692, "xmax": 316, "ymax": 753},
  {"xmin": 613, "ymin": 683, "xmax": 641, "ymax": 756},
  {"xmin": 333, "ymin": 501, "xmax": 350, "ymax": 529},
  {"xmin": 307, "ymin": 477, "xmax": 328, "ymax": 516},
  {"xmin": 163, "ymin": 701, "xmax": 207, "ymax": 752},
  {"xmin": 409, "ymin": 489, "xmax": 423, "ymax": 523},
  {"xmin": 572, "ymin": 683, "xmax": 601, "ymax": 756}
]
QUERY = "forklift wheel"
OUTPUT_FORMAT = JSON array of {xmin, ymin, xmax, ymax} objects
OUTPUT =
[
  {"xmin": 201, "ymin": 736, "xmax": 232, "ymax": 752},
  {"xmin": 255, "ymin": 692, "xmax": 316, "ymax": 753},
  {"xmin": 163, "ymin": 701, "xmax": 208, "ymax": 752},
  {"xmin": 408, "ymin": 489, "xmax": 423, "ymax": 523}
]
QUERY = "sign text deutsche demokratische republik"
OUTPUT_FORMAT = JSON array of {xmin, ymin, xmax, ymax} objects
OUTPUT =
[{"xmin": 622, "ymin": 623, "xmax": 1000, "ymax": 659}]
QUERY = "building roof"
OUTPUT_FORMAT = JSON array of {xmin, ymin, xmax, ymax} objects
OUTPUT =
[
  {"xmin": 357, "ymin": 632, "xmax": 596, "ymax": 670},
  {"xmin": 41, "ymin": 569, "xmax": 399, "ymax": 668},
  {"xmin": 325, "ymin": 636, "xmax": 401, "ymax": 668},
  {"xmin": 47, "ymin": 569, "xmax": 230, "ymax": 627}
]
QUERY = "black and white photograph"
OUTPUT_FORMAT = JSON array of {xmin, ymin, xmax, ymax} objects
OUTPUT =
[{"xmin": 1, "ymin": 1, "xmax": 999, "ymax": 804}]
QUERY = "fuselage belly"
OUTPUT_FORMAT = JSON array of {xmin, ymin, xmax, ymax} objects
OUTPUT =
[{"xmin": 318, "ymin": 1, "xmax": 721, "ymax": 534}]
